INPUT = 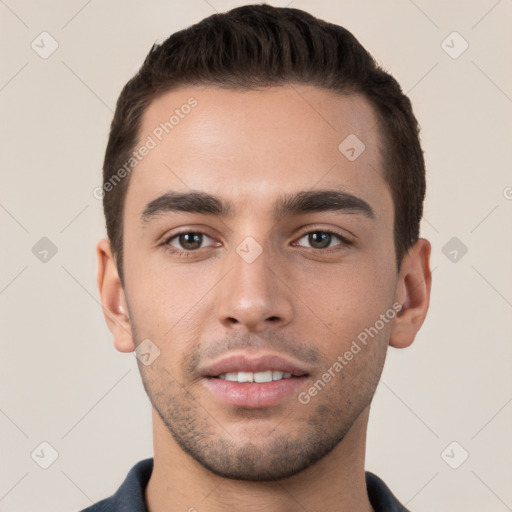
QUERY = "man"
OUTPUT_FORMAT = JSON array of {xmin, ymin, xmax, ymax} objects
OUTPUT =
[{"xmin": 87, "ymin": 4, "xmax": 431, "ymax": 511}]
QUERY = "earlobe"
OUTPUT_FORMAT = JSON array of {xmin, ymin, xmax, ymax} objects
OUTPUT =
[
  {"xmin": 96, "ymin": 238, "xmax": 135, "ymax": 353},
  {"xmin": 389, "ymin": 238, "xmax": 432, "ymax": 349}
]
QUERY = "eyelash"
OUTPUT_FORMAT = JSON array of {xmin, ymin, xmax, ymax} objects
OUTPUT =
[
  {"xmin": 293, "ymin": 229, "xmax": 354, "ymax": 252},
  {"xmin": 162, "ymin": 228, "xmax": 353, "ymax": 257}
]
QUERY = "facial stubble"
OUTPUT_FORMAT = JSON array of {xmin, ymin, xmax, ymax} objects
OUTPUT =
[{"xmin": 132, "ymin": 323, "xmax": 387, "ymax": 482}]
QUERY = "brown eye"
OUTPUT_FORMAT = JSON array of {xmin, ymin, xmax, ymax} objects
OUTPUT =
[
  {"xmin": 167, "ymin": 232, "xmax": 212, "ymax": 251},
  {"xmin": 307, "ymin": 232, "xmax": 332, "ymax": 249},
  {"xmin": 296, "ymin": 230, "xmax": 347, "ymax": 250}
]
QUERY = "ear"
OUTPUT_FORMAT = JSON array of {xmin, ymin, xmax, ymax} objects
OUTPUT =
[
  {"xmin": 389, "ymin": 238, "xmax": 432, "ymax": 349},
  {"xmin": 96, "ymin": 238, "xmax": 135, "ymax": 353}
]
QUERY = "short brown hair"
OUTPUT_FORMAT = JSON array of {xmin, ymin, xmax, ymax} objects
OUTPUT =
[{"xmin": 102, "ymin": 4, "xmax": 425, "ymax": 285}]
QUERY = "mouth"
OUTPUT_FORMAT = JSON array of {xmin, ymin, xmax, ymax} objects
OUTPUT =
[
  {"xmin": 201, "ymin": 353, "xmax": 309, "ymax": 378},
  {"xmin": 200, "ymin": 354, "xmax": 310, "ymax": 409},
  {"xmin": 215, "ymin": 370, "xmax": 294, "ymax": 383}
]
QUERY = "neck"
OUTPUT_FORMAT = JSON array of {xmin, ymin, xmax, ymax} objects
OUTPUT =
[{"xmin": 145, "ymin": 407, "xmax": 374, "ymax": 512}]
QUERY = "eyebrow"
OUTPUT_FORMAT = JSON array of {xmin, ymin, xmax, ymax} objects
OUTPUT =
[{"xmin": 140, "ymin": 189, "xmax": 375, "ymax": 224}]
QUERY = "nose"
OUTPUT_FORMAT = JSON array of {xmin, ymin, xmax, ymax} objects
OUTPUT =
[{"xmin": 216, "ymin": 242, "xmax": 294, "ymax": 333}]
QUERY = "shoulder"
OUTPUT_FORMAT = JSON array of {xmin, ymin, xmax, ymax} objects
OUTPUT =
[
  {"xmin": 76, "ymin": 458, "xmax": 154, "ymax": 512},
  {"xmin": 78, "ymin": 498, "xmax": 111, "ymax": 512},
  {"xmin": 365, "ymin": 471, "xmax": 411, "ymax": 512}
]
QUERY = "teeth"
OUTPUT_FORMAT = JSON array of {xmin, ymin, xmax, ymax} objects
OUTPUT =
[
  {"xmin": 238, "ymin": 371, "xmax": 253, "ymax": 383},
  {"xmin": 254, "ymin": 370, "xmax": 273, "ymax": 383},
  {"xmin": 217, "ymin": 371, "xmax": 294, "ymax": 383}
]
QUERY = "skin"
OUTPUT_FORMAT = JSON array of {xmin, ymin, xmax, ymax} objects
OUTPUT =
[{"xmin": 97, "ymin": 85, "xmax": 431, "ymax": 512}]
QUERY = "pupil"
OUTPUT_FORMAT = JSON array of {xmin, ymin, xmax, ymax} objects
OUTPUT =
[
  {"xmin": 181, "ymin": 233, "xmax": 201, "ymax": 249},
  {"xmin": 310, "ymin": 232, "xmax": 330, "ymax": 249}
]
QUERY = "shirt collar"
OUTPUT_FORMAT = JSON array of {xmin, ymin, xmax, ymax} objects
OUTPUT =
[{"xmin": 102, "ymin": 458, "xmax": 410, "ymax": 512}]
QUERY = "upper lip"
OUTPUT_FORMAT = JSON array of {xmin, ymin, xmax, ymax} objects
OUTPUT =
[{"xmin": 199, "ymin": 353, "xmax": 310, "ymax": 378}]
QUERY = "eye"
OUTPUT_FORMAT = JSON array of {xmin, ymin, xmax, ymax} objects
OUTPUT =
[
  {"xmin": 165, "ymin": 231, "xmax": 216, "ymax": 252},
  {"xmin": 294, "ymin": 230, "xmax": 352, "ymax": 250}
]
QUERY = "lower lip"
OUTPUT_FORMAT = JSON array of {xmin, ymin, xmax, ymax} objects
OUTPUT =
[{"xmin": 204, "ymin": 376, "xmax": 308, "ymax": 409}]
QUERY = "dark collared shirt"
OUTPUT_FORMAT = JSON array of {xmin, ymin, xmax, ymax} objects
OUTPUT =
[{"xmin": 78, "ymin": 458, "xmax": 410, "ymax": 511}]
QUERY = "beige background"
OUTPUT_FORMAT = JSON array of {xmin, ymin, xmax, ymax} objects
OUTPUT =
[{"xmin": 1, "ymin": 1, "xmax": 511, "ymax": 511}]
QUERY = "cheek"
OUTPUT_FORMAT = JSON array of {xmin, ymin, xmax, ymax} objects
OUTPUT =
[
  {"xmin": 125, "ymin": 255, "xmax": 202, "ymax": 326},
  {"xmin": 292, "ymin": 258, "xmax": 396, "ymax": 353},
  {"xmin": 125, "ymin": 260, "xmax": 215, "ymax": 371}
]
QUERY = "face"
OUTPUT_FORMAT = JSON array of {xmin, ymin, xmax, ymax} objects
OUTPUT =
[{"xmin": 121, "ymin": 85, "xmax": 400, "ymax": 480}]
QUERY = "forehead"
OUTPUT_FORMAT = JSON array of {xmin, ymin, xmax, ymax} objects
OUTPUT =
[{"xmin": 125, "ymin": 85, "xmax": 392, "ymax": 223}]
